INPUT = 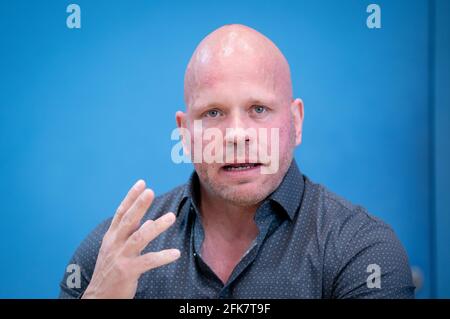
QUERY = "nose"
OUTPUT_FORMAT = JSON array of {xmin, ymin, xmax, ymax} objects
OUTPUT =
[
  {"xmin": 222, "ymin": 110, "xmax": 260, "ymax": 163},
  {"xmin": 223, "ymin": 111, "xmax": 251, "ymax": 145}
]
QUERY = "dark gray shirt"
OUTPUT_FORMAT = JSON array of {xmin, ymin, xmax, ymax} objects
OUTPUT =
[{"xmin": 59, "ymin": 160, "xmax": 415, "ymax": 298}]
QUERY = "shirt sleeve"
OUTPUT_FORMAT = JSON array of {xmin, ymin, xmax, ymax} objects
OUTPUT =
[
  {"xmin": 58, "ymin": 218, "xmax": 112, "ymax": 299},
  {"xmin": 331, "ymin": 218, "xmax": 416, "ymax": 299}
]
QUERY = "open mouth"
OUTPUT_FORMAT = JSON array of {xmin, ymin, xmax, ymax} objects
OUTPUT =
[{"xmin": 222, "ymin": 163, "xmax": 262, "ymax": 171}]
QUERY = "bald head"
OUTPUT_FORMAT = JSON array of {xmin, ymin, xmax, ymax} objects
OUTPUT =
[{"xmin": 184, "ymin": 24, "xmax": 293, "ymax": 108}]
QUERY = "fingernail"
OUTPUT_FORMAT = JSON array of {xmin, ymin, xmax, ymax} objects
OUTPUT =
[
  {"xmin": 142, "ymin": 188, "xmax": 153, "ymax": 199},
  {"xmin": 135, "ymin": 179, "xmax": 145, "ymax": 189},
  {"xmin": 163, "ymin": 213, "xmax": 175, "ymax": 223}
]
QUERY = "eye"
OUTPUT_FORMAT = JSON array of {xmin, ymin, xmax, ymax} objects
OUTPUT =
[
  {"xmin": 204, "ymin": 109, "xmax": 222, "ymax": 118},
  {"xmin": 252, "ymin": 105, "xmax": 267, "ymax": 114}
]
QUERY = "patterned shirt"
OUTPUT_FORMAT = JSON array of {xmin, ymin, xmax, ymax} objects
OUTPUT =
[{"xmin": 59, "ymin": 160, "xmax": 415, "ymax": 298}]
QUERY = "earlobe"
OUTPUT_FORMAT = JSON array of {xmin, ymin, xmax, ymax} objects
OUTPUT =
[
  {"xmin": 175, "ymin": 111, "xmax": 185, "ymax": 129},
  {"xmin": 175, "ymin": 111, "xmax": 190, "ymax": 155},
  {"xmin": 291, "ymin": 98, "xmax": 304, "ymax": 145}
]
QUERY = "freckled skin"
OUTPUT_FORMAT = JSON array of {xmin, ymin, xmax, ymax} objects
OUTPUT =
[{"xmin": 177, "ymin": 24, "xmax": 304, "ymax": 207}]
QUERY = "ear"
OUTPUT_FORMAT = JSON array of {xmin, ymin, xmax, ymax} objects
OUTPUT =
[
  {"xmin": 290, "ymin": 98, "xmax": 304, "ymax": 146},
  {"xmin": 175, "ymin": 111, "xmax": 191, "ymax": 156}
]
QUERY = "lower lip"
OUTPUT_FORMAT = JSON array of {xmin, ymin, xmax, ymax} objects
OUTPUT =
[{"xmin": 220, "ymin": 164, "xmax": 262, "ymax": 177}]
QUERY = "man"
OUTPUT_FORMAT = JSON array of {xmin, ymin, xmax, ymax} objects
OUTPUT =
[{"xmin": 59, "ymin": 24, "xmax": 415, "ymax": 298}]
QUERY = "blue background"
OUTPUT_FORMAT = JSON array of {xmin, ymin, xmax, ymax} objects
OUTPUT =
[{"xmin": 0, "ymin": 0, "xmax": 448, "ymax": 298}]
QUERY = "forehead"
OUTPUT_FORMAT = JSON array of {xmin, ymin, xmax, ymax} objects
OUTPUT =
[
  {"xmin": 188, "ymin": 56, "xmax": 283, "ymax": 106},
  {"xmin": 190, "ymin": 77, "xmax": 278, "ymax": 111},
  {"xmin": 198, "ymin": 60, "xmax": 275, "ymax": 88}
]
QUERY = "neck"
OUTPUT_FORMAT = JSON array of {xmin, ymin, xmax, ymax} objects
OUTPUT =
[{"xmin": 198, "ymin": 185, "xmax": 260, "ymax": 241}]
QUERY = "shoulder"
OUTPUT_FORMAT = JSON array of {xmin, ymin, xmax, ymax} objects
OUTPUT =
[
  {"xmin": 301, "ymin": 176, "xmax": 414, "ymax": 298},
  {"xmin": 302, "ymin": 175, "xmax": 394, "ymax": 245}
]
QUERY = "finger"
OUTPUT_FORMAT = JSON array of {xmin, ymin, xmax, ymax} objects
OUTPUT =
[
  {"xmin": 116, "ymin": 188, "xmax": 154, "ymax": 242},
  {"xmin": 135, "ymin": 249, "xmax": 181, "ymax": 275},
  {"xmin": 123, "ymin": 212, "xmax": 177, "ymax": 256},
  {"xmin": 110, "ymin": 179, "xmax": 146, "ymax": 230}
]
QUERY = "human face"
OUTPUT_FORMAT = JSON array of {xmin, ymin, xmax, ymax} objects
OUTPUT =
[{"xmin": 178, "ymin": 59, "xmax": 303, "ymax": 207}]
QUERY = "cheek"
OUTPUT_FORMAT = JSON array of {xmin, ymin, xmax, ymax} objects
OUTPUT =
[
  {"xmin": 277, "ymin": 127, "xmax": 292, "ymax": 156},
  {"xmin": 266, "ymin": 116, "xmax": 293, "ymax": 152},
  {"xmin": 194, "ymin": 162, "xmax": 221, "ymax": 177}
]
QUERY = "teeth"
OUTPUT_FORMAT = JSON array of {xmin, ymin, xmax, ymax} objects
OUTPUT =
[{"xmin": 224, "ymin": 164, "xmax": 256, "ymax": 171}]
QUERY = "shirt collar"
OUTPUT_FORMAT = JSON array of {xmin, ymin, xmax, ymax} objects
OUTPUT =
[
  {"xmin": 266, "ymin": 159, "xmax": 304, "ymax": 221},
  {"xmin": 177, "ymin": 159, "xmax": 304, "ymax": 221},
  {"xmin": 176, "ymin": 173, "xmax": 200, "ymax": 217}
]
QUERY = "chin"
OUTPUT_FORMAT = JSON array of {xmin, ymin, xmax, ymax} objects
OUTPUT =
[
  {"xmin": 215, "ymin": 182, "xmax": 272, "ymax": 207},
  {"xmin": 195, "ymin": 160, "xmax": 288, "ymax": 206},
  {"xmin": 220, "ymin": 192, "xmax": 266, "ymax": 207}
]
